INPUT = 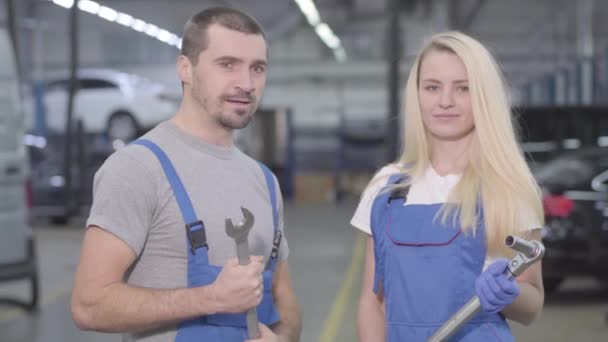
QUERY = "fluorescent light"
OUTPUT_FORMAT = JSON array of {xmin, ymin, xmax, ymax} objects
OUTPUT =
[
  {"xmin": 50, "ymin": 176, "xmax": 65, "ymax": 188},
  {"xmin": 334, "ymin": 47, "xmax": 347, "ymax": 62},
  {"xmin": 145, "ymin": 24, "xmax": 159, "ymax": 37},
  {"xmin": 53, "ymin": 0, "xmax": 74, "ymax": 9},
  {"xmin": 98, "ymin": 6, "xmax": 118, "ymax": 22},
  {"xmin": 78, "ymin": 0, "xmax": 99, "ymax": 14},
  {"xmin": 292, "ymin": 0, "xmax": 346, "ymax": 62},
  {"xmin": 315, "ymin": 23, "xmax": 340, "ymax": 49},
  {"xmin": 116, "ymin": 13, "xmax": 134, "ymax": 27},
  {"xmin": 156, "ymin": 29, "xmax": 172, "ymax": 43},
  {"xmin": 294, "ymin": 0, "xmax": 320, "ymax": 26},
  {"xmin": 562, "ymin": 139, "xmax": 581, "ymax": 149},
  {"xmin": 598, "ymin": 136, "xmax": 608, "ymax": 147},
  {"xmin": 168, "ymin": 34, "xmax": 180, "ymax": 46},
  {"xmin": 49, "ymin": 0, "xmax": 183, "ymax": 50},
  {"xmin": 131, "ymin": 19, "xmax": 147, "ymax": 32}
]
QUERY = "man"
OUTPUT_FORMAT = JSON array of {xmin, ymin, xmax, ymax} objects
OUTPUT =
[{"xmin": 71, "ymin": 7, "xmax": 301, "ymax": 342}]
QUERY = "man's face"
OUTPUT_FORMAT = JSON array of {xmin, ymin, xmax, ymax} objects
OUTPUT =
[{"xmin": 185, "ymin": 24, "xmax": 267, "ymax": 130}]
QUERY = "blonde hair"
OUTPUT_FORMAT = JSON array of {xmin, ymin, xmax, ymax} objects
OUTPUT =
[{"xmin": 394, "ymin": 31, "xmax": 544, "ymax": 256}]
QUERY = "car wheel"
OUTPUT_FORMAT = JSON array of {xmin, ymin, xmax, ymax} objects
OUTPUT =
[
  {"xmin": 107, "ymin": 111, "xmax": 139, "ymax": 143},
  {"xmin": 50, "ymin": 215, "xmax": 69, "ymax": 225},
  {"xmin": 543, "ymin": 277, "xmax": 564, "ymax": 294},
  {"xmin": 25, "ymin": 239, "xmax": 40, "ymax": 312},
  {"xmin": 25, "ymin": 271, "xmax": 40, "ymax": 312}
]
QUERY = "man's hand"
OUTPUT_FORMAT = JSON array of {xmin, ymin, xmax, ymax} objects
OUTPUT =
[
  {"xmin": 209, "ymin": 256, "xmax": 265, "ymax": 314},
  {"xmin": 246, "ymin": 324, "xmax": 279, "ymax": 342}
]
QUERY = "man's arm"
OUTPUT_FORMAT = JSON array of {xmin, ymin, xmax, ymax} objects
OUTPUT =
[
  {"xmin": 71, "ymin": 226, "xmax": 264, "ymax": 333},
  {"xmin": 270, "ymin": 260, "xmax": 302, "ymax": 342},
  {"xmin": 357, "ymin": 236, "xmax": 386, "ymax": 342},
  {"xmin": 501, "ymin": 229, "xmax": 545, "ymax": 325}
]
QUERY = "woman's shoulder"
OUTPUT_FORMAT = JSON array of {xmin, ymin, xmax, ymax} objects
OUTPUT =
[{"xmin": 363, "ymin": 164, "xmax": 406, "ymax": 199}]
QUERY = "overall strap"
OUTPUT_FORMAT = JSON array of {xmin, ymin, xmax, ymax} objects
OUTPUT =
[
  {"xmin": 370, "ymin": 172, "xmax": 409, "ymax": 294},
  {"xmin": 131, "ymin": 139, "xmax": 209, "ymax": 264},
  {"xmin": 386, "ymin": 174, "xmax": 410, "ymax": 204},
  {"xmin": 258, "ymin": 162, "xmax": 281, "ymax": 272}
]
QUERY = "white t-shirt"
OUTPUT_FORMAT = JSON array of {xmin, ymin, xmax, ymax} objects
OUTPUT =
[
  {"xmin": 351, "ymin": 164, "xmax": 460, "ymax": 235},
  {"xmin": 350, "ymin": 164, "xmax": 538, "ymax": 269}
]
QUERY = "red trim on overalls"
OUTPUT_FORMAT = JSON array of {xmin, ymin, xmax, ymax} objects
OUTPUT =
[{"xmin": 385, "ymin": 211, "xmax": 462, "ymax": 246}]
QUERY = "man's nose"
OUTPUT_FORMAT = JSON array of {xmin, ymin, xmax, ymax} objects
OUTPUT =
[{"xmin": 235, "ymin": 69, "xmax": 255, "ymax": 93}]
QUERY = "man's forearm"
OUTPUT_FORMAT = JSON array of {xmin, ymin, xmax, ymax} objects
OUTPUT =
[
  {"xmin": 272, "ymin": 296, "xmax": 302, "ymax": 342},
  {"xmin": 72, "ymin": 282, "xmax": 218, "ymax": 333},
  {"xmin": 502, "ymin": 282, "xmax": 544, "ymax": 325}
]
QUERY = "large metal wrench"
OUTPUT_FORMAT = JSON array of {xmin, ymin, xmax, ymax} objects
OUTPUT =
[
  {"xmin": 225, "ymin": 207, "xmax": 260, "ymax": 339},
  {"xmin": 428, "ymin": 235, "xmax": 545, "ymax": 342}
]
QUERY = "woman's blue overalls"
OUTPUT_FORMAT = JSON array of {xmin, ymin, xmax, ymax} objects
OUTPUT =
[
  {"xmin": 370, "ymin": 174, "xmax": 513, "ymax": 341},
  {"xmin": 132, "ymin": 139, "xmax": 281, "ymax": 341}
]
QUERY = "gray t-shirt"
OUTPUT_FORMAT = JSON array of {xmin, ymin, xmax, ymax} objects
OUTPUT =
[{"xmin": 86, "ymin": 121, "xmax": 289, "ymax": 342}]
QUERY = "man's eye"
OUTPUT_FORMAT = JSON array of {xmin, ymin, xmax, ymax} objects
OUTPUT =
[
  {"xmin": 425, "ymin": 85, "xmax": 438, "ymax": 91},
  {"xmin": 252, "ymin": 66, "xmax": 266, "ymax": 74},
  {"xmin": 221, "ymin": 62, "xmax": 234, "ymax": 69}
]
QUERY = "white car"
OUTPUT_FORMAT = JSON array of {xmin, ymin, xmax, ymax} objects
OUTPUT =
[
  {"xmin": 0, "ymin": 26, "xmax": 39, "ymax": 311},
  {"xmin": 40, "ymin": 68, "xmax": 179, "ymax": 142}
]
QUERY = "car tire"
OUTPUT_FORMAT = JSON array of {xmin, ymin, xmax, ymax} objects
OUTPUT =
[
  {"xmin": 543, "ymin": 277, "xmax": 564, "ymax": 294},
  {"xmin": 25, "ymin": 270, "xmax": 40, "ymax": 312},
  {"xmin": 107, "ymin": 111, "xmax": 139, "ymax": 143},
  {"xmin": 25, "ymin": 239, "xmax": 40, "ymax": 312},
  {"xmin": 50, "ymin": 215, "xmax": 69, "ymax": 225}
]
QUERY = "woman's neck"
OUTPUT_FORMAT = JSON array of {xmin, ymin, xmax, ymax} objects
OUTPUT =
[{"xmin": 430, "ymin": 133, "xmax": 473, "ymax": 176}]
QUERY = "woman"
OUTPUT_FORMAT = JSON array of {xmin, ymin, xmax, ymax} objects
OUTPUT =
[{"xmin": 351, "ymin": 31, "xmax": 545, "ymax": 341}]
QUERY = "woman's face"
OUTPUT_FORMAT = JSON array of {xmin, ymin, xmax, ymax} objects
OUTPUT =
[{"xmin": 418, "ymin": 49, "xmax": 475, "ymax": 142}]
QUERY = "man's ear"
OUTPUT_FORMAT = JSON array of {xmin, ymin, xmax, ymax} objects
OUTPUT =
[{"xmin": 177, "ymin": 55, "xmax": 192, "ymax": 85}]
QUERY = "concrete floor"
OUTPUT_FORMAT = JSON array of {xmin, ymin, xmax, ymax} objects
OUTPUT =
[{"xmin": 1, "ymin": 202, "xmax": 608, "ymax": 341}]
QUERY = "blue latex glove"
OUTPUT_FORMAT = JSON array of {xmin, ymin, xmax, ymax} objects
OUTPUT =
[{"xmin": 475, "ymin": 258, "xmax": 520, "ymax": 313}]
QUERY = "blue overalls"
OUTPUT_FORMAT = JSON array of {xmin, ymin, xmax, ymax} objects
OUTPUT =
[
  {"xmin": 370, "ymin": 175, "xmax": 513, "ymax": 341},
  {"xmin": 132, "ymin": 139, "xmax": 281, "ymax": 341}
]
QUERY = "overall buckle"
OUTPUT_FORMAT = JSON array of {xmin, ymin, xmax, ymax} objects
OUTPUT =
[
  {"xmin": 185, "ymin": 220, "xmax": 208, "ymax": 254},
  {"xmin": 270, "ymin": 231, "xmax": 283, "ymax": 260},
  {"xmin": 387, "ymin": 186, "xmax": 409, "ymax": 204}
]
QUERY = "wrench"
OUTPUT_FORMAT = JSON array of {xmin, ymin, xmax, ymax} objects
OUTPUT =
[
  {"xmin": 225, "ymin": 207, "xmax": 260, "ymax": 339},
  {"xmin": 427, "ymin": 236, "xmax": 545, "ymax": 342}
]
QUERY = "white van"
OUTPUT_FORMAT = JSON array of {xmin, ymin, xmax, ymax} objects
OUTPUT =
[{"xmin": 0, "ymin": 26, "xmax": 39, "ymax": 310}]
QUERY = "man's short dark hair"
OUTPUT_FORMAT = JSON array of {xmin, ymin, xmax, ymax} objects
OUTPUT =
[{"xmin": 181, "ymin": 7, "xmax": 266, "ymax": 65}]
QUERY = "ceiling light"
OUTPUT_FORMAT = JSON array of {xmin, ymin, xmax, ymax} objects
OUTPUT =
[
  {"xmin": 97, "ymin": 6, "xmax": 118, "ymax": 22},
  {"xmin": 144, "ymin": 24, "xmax": 159, "ymax": 37},
  {"xmin": 52, "ymin": 0, "xmax": 74, "ymax": 9},
  {"xmin": 131, "ymin": 19, "xmax": 147, "ymax": 32},
  {"xmin": 77, "ymin": 0, "xmax": 99, "ymax": 14},
  {"xmin": 116, "ymin": 13, "xmax": 134, "ymax": 27}
]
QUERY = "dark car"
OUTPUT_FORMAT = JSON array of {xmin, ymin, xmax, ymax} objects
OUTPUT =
[
  {"xmin": 533, "ymin": 147, "xmax": 608, "ymax": 293},
  {"xmin": 26, "ymin": 132, "xmax": 110, "ymax": 224}
]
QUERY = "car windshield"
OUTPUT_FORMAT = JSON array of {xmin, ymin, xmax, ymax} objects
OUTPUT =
[
  {"xmin": 534, "ymin": 149, "xmax": 608, "ymax": 188},
  {"xmin": 129, "ymin": 74, "xmax": 161, "ymax": 91}
]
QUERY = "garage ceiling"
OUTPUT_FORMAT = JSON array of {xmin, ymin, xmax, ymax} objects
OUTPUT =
[{"xmin": 32, "ymin": 0, "xmax": 608, "ymax": 85}]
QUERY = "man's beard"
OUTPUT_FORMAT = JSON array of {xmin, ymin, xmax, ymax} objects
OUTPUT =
[
  {"xmin": 217, "ymin": 109, "xmax": 254, "ymax": 130},
  {"xmin": 216, "ymin": 91, "xmax": 257, "ymax": 130}
]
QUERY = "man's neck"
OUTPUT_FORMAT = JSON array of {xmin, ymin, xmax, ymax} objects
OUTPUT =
[{"xmin": 172, "ymin": 99, "xmax": 233, "ymax": 147}]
